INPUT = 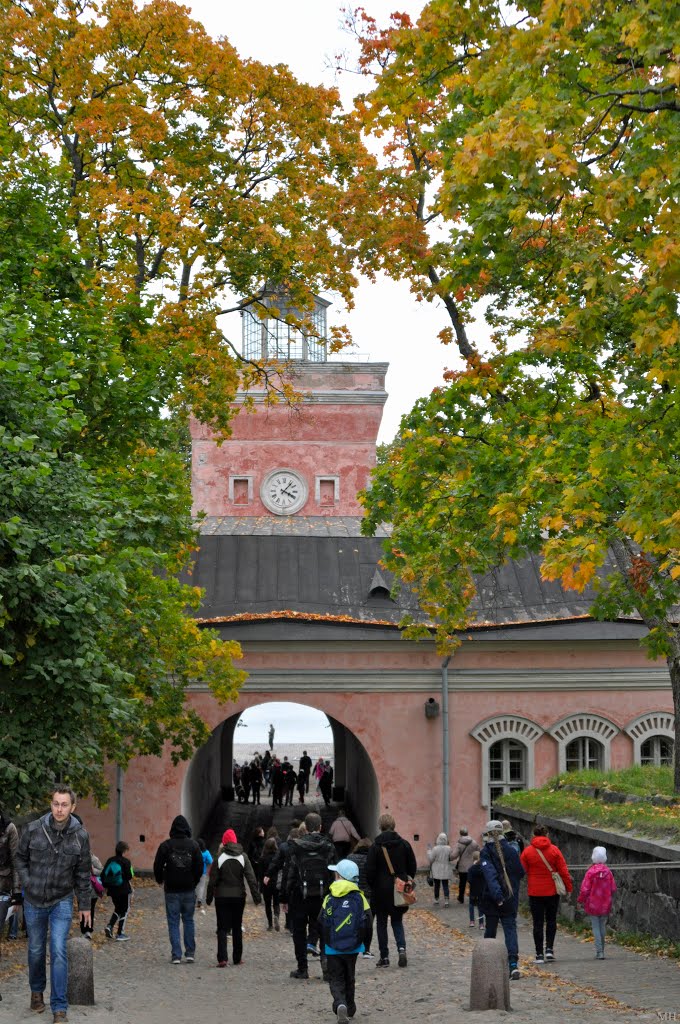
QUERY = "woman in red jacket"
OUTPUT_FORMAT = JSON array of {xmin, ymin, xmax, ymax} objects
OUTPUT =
[{"xmin": 520, "ymin": 826, "xmax": 572, "ymax": 964}]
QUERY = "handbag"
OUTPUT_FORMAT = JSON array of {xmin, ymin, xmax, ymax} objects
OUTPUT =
[
  {"xmin": 536, "ymin": 848, "xmax": 567, "ymax": 897},
  {"xmin": 382, "ymin": 846, "xmax": 417, "ymax": 906},
  {"xmin": 426, "ymin": 870, "xmax": 434, "ymax": 888}
]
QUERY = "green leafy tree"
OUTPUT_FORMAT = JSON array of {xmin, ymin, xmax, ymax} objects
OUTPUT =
[{"xmin": 354, "ymin": 2, "xmax": 680, "ymax": 784}]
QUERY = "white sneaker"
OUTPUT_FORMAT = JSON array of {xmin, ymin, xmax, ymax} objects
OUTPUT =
[
  {"xmin": 362, "ymin": 951, "xmax": 374, "ymax": 959},
  {"xmin": 337, "ymin": 1005, "xmax": 349, "ymax": 1024}
]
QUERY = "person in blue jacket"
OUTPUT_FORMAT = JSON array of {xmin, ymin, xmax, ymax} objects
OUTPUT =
[{"xmin": 479, "ymin": 819, "xmax": 525, "ymax": 980}]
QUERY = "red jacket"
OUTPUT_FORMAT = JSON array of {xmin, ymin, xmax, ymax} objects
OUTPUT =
[{"xmin": 520, "ymin": 836, "xmax": 572, "ymax": 897}]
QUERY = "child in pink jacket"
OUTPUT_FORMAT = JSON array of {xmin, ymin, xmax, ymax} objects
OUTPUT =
[{"xmin": 577, "ymin": 846, "xmax": 616, "ymax": 959}]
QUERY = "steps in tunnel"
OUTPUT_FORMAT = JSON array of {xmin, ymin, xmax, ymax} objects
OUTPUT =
[{"xmin": 201, "ymin": 797, "xmax": 351, "ymax": 857}]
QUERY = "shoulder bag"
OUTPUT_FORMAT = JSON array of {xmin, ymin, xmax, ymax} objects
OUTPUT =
[
  {"xmin": 382, "ymin": 846, "xmax": 417, "ymax": 906},
  {"xmin": 536, "ymin": 848, "xmax": 567, "ymax": 896}
]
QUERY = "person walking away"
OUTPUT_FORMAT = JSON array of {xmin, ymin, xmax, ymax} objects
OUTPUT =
[
  {"xmin": 319, "ymin": 763, "xmax": 333, "ymax": 807},
  {"xmin": 427, "ymin": 832, "xmax": 454, "ymax": 906},
  {"xmin": 479, "ymin": 820, "xmax": 525, "ymax": 980},
  {"xmin": 314, "ymin": 756, "xmax": 325, "ymax": 795},
  {"xmin": 195, "ymin": 839, "xmax": 212, "ymax": 915},
  {"xmin": 207, "ymin": 829, "xmax": 261, "ymax": 966},
  {"xmin": 153, "ymin": 814, "xmax": 203, "ymax": 964},
  {"xmin": 319, "ymin": 859, "xmax": 372, "ymax": 1024},
  {"xmin": 452, "ymin": 827, "xmax": 480, "ymax": 906},
  {"xmin": 16, "ymin": 785, "xmax": 92, "ymax": 1022},
  {"xmin": 250, "ymin": 761, "xmax": 263, "ymax": 805},
  {"xmin": 260, "ymin": 837, "xmax": 281, "ymax": 931},
  {"xmin": 520, "ymin": 825, "xmax": 572, "ymax": 964},
  {"xmin": 0, "ymin": 806, "xmax": 21, "ymax": 1001},
  {"xmin": 264, "ymin": 825, "xmax": 300, "ymax": 933},
  {"xmin": 577, "ymin": 845, "xmax": 616, "ymax": 960},
  {"xmin": 329, "ymin": 810, "xmax": 360, "ymax": 861},
  {"xmin": 284, "ymin": 764, "xmax": 297, "ymax": 807},
  {"xmin": 348, "ymin": 838, "xmax": 374, "ymax": 957},
  {"xmin": 502, "ymin": 820, "xmax": 525, "ymax": 854},
  {"xmin": 281, "ymin": 812, "xmax": 334, "ymax": 980},
  {"xmin": 247, "ymin": 827, "xmax": 265, "ymax": 886},
  {"xmin": 240, "ymin": 762, "xmax": 252, "ymax": 805},
  {"xmin": 296, "ymin": 769, "xmax": 307, "ymax": 805},
  {"xmin": 466, "ymin": 851, "xmax": 485, "ymax": 929},
  {"xmin": 80, "ymin": 853, "xmax": 104, "ymax": 939},
  {"xmin": 271, "ymin": 759, "xmax": 285, "ymax": 808},
  {"xmin": 299, "ymin": 750, "xmax": 312, "ymax": 794},
  {"xmin": 101, "ymin": 841, "xmax": 134, "ymax": 941},
  {"xmin": 365, "ymin": 813, "xmax": 417, "ymax": 969}
]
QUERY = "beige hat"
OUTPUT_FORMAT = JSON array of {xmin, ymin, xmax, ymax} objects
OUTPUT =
[{"xmin": 484, "ymin": 820, "xmax": 504, "ymax": 834}]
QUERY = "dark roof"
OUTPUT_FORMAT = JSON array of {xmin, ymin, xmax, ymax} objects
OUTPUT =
[{"xmin": 185, "ymin": 518, "xmax": 638, "ymax": 629}]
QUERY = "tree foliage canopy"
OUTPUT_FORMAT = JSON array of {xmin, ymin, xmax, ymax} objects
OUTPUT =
[
  {"xmin": 354, "ymin": 0, "xmax": 680, "ymax": 774},
  {"xmin": 0, "ymin": 0, "xmax": 372, "ymax": 810}
]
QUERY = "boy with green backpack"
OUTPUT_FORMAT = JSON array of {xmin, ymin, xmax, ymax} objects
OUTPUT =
[
  {"xmin": 318, "ymin": 859, "xmax": 372, "ymax": 1023},
  {"xmin": 101, "ymin": 841, "xmax": 134, "ymax": 941}
]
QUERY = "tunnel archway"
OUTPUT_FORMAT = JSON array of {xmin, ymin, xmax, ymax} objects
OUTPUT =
[{"xmin": 182, "ymin": 700, "xmax": 380, "ymax": 842}]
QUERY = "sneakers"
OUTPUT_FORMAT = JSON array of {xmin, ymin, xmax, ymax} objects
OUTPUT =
[
  {"xmin": 433, "ymin": 898, "xmax": 440, "ymax": 905},
  {"xmin": 444, "ymin": 900, "xmax": 449, "ymax": 907},
  {"xmin": 534, "ymin": 954, "xmax": 545, "ymax": 964},
  {"xmin": 337, "ymin": 1005, "xmax": 349, "ymax": 1024},
  {"xmin": 115, "ymin": 933, "xmax": 130, "ymax": 942},
  {"xmin": 545, "ymin": 950, "xmax": 555, "ymax": 961},
  {"xmin": 290, "ymin": 968, "xmax": 309, "ymax": 979},
  {"xmin": 274, "ymin": 915, "xmax": 280, "ymax": 932},
  {"xmin": 185, "ymin": 955, "xmax": 195, "ymax": 963},
  {"xmin": 53, "ymin": 1014, "xmax": 68, "ymax": 1024},
  {"xmin": 104, "ymin": 925, "xmax": 113, "ymax": 939},
  {"xmin": 398, "ymin": 948, "xmax": 407, "ymax": 968},
  {"xmin": 469, "ymin": 920, "xmax": 476, "ymax": 927},
  {"xmin": 307, "ymin": 943, "xmax": 320, "ymax": 957},
  {"xmin": 362, "ymin": 951, "xmax": 374, "ymax": 959},
  {"xmin": 479, "ymin": 918, "xmax": 485, "ymax": 929},
  {"xmin": 171, "ymin": 957, "xmax": 181, "ymax": 964},
  {"xmin": 596, "ymin": 951, "xmax": 605, "ymax": 960},
  {"xmin": 510, "ymin": 966, "xmax": 521, "ymax": 981},
  {"xmin": 200, "ymin": 908, "xmax": 206, "ymax": 916},
  {"xmin": 217, "ymin": 960, "xmax": 228, "ymax": 968},
  {"xmin": 376, "ymin": 957, "xmax": 389, "ymax": 968},
  {"xmin": 267, "ymin": 924, "xmax": 273, "ymax": 931},
  {"xmin": 30, "ymin": 992, "xmax": 45, "ymax": 1014}
]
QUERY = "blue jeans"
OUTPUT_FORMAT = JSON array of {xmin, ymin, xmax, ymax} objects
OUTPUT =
[
  {"xmin": 483, "ymin": 903, "xmax": 519, "ymax": 968},
  {"xmin": 24, "ymin": 897, "xmax": 73, "ymax": 1013},
  {"xmin": 165, "ymin": 891, "xmax": 196, "ymax": 961},
  {"xmin": 591, "ymin": 914, "xmax": 607, "ymax": 954},
  {"xmin": 376, "ymin": 908, "xmax": 406, "ymax": 959}
]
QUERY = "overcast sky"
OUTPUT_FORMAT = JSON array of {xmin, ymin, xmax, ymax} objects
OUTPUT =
[
  {"xmin": 237, "ymin": 701, "xmax": 331, "ymax": 744},
  {"xmin": 186, "ymin": 0, "xmax": 461, "ymax": 443}
]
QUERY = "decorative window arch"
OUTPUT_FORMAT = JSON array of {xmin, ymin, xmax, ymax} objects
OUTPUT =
[
  {"xmin": 471, "ymin": 716, "xmax": 544, "ymax": 809},
  {"xmin": 549, "ymin": 714, "xmax": 619, "ymax": 773},
  {"xmin": 625, "ymin": 712, "xmax": 675, "ymax": 764}
]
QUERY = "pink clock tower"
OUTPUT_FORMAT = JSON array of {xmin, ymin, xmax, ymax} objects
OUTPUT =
[{"xmin": 190, "ymin": 295, "xmax": 388, "ymax": 520}]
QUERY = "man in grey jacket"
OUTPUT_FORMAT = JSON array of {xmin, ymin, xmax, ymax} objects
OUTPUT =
[{"xmin": 16, "ymin": 786, "xmax": 92, "ymax": 1023}]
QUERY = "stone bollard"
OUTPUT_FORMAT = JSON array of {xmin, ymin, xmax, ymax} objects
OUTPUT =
[
  {"xmin": 468, "ymin": 938, "xmax": 511, "ymax": 1011},
  {"xmin": 67, "ymin": 936, "xmax": 95, "ymax": 1006}
]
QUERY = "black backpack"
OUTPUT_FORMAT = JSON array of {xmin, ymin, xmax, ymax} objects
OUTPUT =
[
  {"xmin": 321, "ymin": 889, "xmax": 366, "ymax": 952},
  {"xmin": 165, "ymin": 844, "xmax": 194, "ymax": 885},
  {"xmin": 292, "ymin": 841, "xmax": 330, "ymax": 899}
]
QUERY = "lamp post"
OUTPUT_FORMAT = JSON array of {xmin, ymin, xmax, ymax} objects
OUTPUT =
[{"xmin": 441, "ymin": 656, "xmax": 451, "ymax": 837}]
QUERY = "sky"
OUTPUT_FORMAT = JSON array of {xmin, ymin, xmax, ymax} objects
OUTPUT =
[
  {"xmin": 186, "ymin": 0, "xmax": 460, "ymax": 443},
  {"xmin": 237, "ymin": 701, "xmax": 331, "ymax": 744}
]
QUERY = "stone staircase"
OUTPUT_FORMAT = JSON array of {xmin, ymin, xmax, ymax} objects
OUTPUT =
[{"xmin": 202, "ymin": 796, "xmax": 345, "ymax": 855}]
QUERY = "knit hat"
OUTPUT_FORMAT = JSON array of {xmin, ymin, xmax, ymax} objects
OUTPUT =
[
  {"xmin": 592, "ymin": 846, "xmax": 607, "ymax": 864},
  {"xmin": 221, "ymin": 828, "xmax": 238, "ymax": 846},
  {"xmin": 328, "ymin": 859, "xmax": 359, "ymax": 882}
]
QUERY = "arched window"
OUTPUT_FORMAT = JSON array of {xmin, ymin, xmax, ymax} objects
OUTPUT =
[
  {"xmin": 565, "ymin": 736, "xmax": 604, "ymax": 772},
  {"xmin": 640, "ymin": 735, "xmax": 674, "ymax": 767},
  {"xmin": 625, "ymin": 712, "xmax": 674, "ymax": 766},
  {"xmin": 471, "ymin": 715, "xmax": 543, "ymax": 809},
  {"xmin": 549, "ymin": 714, "xmax": 618, "ymax": 774}
]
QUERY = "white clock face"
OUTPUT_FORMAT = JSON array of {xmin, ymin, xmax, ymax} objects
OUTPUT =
[{"xmin": 261, "ymin": 469, "xmax": 308, "ymax": 515}]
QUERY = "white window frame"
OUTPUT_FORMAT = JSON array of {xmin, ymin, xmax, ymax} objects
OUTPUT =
[
  {"xmin": 625, "ymin": 711, "xmax": 674, "ymax": 765},
  {"xmin": 315, "ymin": 475, "xmax": 340, "ymax": 504},
  {"xmin": 549, "ymin": 714, "xmax": 618, "ymax": 773},
  {"xmin": 565, "ymin": 735, "xmax": 605, "ymax": 772},
  {"xmin": 228, "ymin": 476, "xmax": 254, "ymax": 503},
  {"xmin": 471, "ymin": 715, "xmax": 543, "ymax": 809}
]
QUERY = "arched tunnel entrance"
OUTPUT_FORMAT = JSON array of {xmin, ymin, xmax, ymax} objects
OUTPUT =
[{"xmin": 182, "ymin": 701, "xmax": 380, "ymax": 848}]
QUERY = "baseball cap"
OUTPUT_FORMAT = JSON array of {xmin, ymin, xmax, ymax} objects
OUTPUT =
[{"xmin": 328, "ymin": 859, "xmax": 359, "ymax": 881}]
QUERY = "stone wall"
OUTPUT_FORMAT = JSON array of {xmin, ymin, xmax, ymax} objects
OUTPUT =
[{"xmin": 495, "ymin": 803, "xmax": 680, "ymax": 942}]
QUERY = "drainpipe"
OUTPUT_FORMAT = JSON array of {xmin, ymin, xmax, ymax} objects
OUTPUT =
[
  {"xmin": 441, "ymin": 656, "xmax": 451, "ymax": 836},
  {"xmin": 115, "ymin": 765, "xmax": 123, "ymax": 847}
]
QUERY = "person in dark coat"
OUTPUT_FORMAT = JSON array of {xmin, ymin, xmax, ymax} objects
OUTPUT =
[
  {"xmin": 280, "ymin": 812, "xmax": 335, "ymax": 980},
  {"xmin": 479, "ymin": 820, "xmax": 525, "ymax": 980},
  {"xmin": 102, "ymin": 841, "xmax": 134, "ymax": 940},
  {"xmin": 271, "ymin": 759, "xmax": 284, "ymax": 808},
  {"xmin": 298, "ymin": 750, "xmax": 313, "ymax": 794},
  {"xmin": 207, "ymin": 828, "xmax": 260, "ymax": 966},
  {"xmin": 260, "ymin": 837, "xmax": 281, "ymax": 931},
  {"xmin": 348, "ymin": 837, "xmax": 374, "ymax": 957},
  {"xmin": 249, "ymin": 761, "xmax": 263, "ymax": 805},
  {"xmin": 153, "ymin": 815, "xmax": 203, "ymax": 964},
  {"xmin": 319, "ymin": 764, "xmax": 333, "ymax": 807},
  {"xmin": 365, "ymin": 813, "xmax": 417, "ymax": 968}
]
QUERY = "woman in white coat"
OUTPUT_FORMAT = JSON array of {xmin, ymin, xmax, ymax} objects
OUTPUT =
[{"xmin": 426, "ymin": 832, "xmax": 454, "ymax": 907}]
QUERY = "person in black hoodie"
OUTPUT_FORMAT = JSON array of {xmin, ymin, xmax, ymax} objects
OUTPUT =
[
  {"xmin": 281, "ymin": 812, "xmax": 335, "ymax": 980},
  {"xmin": 365, "ymin": 813, "xmax": 417, "ymax": 969},
  {"xmin": 206, "ymin": 829, "xmax": 260, "ymax": 967},
  {"xmin": 153, "ymin": 815, "xmax": 203, "ymax": 964}
]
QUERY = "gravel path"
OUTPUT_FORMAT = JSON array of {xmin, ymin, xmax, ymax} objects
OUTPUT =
[{"xmin": 0, "ymin": 881, "xmax": 674, "ymax": 1022}]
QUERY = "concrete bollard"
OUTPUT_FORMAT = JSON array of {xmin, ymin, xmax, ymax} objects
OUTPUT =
[
  {"xmin": 67, "ymin": 936, "xmax": 95, "ymax": 1006},
  {"xmin": 468, "ymin": 938, "xmax": 511, "ymax": 1011}
]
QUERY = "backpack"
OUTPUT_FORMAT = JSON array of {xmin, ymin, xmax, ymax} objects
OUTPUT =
[
  {"xmin": 292, "ymin": 841, "xmax": 330, "ymax": 899},
  {"xmin": 166, "ymin": 845, "xmax": 194, "ymax": 882},
  {"xmin": 322, "ymin": 890, "xmax": 366, "ymax": 952},
  {"xmin": 101, "ymin": 859, "xmax": 123, "ymax": 889}
]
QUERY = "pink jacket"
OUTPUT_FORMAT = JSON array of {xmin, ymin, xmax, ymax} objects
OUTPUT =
[{"xmin": 577, "ymin": 864, "xmax": 616, "ymax": 916}]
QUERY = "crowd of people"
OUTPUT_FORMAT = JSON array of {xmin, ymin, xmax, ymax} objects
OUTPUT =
[
  {"xmin": 0, "ymin": 789, "xmax": 619, "ymax": 1024},
  {"xmin": 232, "ymin": 751, "xmax": 334, "ymax": 808}
]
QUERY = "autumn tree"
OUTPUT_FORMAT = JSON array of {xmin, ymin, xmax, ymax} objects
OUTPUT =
[
  {"xmin": 353, "ymin": 2, "xmax": 680, "ymax": 784},
  {"xmin": 0, "ymin": 0, "xmax": 372, "ymax": 809}
]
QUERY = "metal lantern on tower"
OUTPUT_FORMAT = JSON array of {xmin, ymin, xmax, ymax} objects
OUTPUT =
[{"xmin": 242, "ymin": 286, "xmax": 330, "ymax": 362}]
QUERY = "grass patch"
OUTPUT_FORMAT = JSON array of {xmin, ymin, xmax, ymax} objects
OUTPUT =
[
  {"xmin": 498, "ymin": 767, "xmax": 680, "ymax": 844},
  {"xmin": 556, "ymin": 913, "xmax": 680, "ymax": 961}
]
